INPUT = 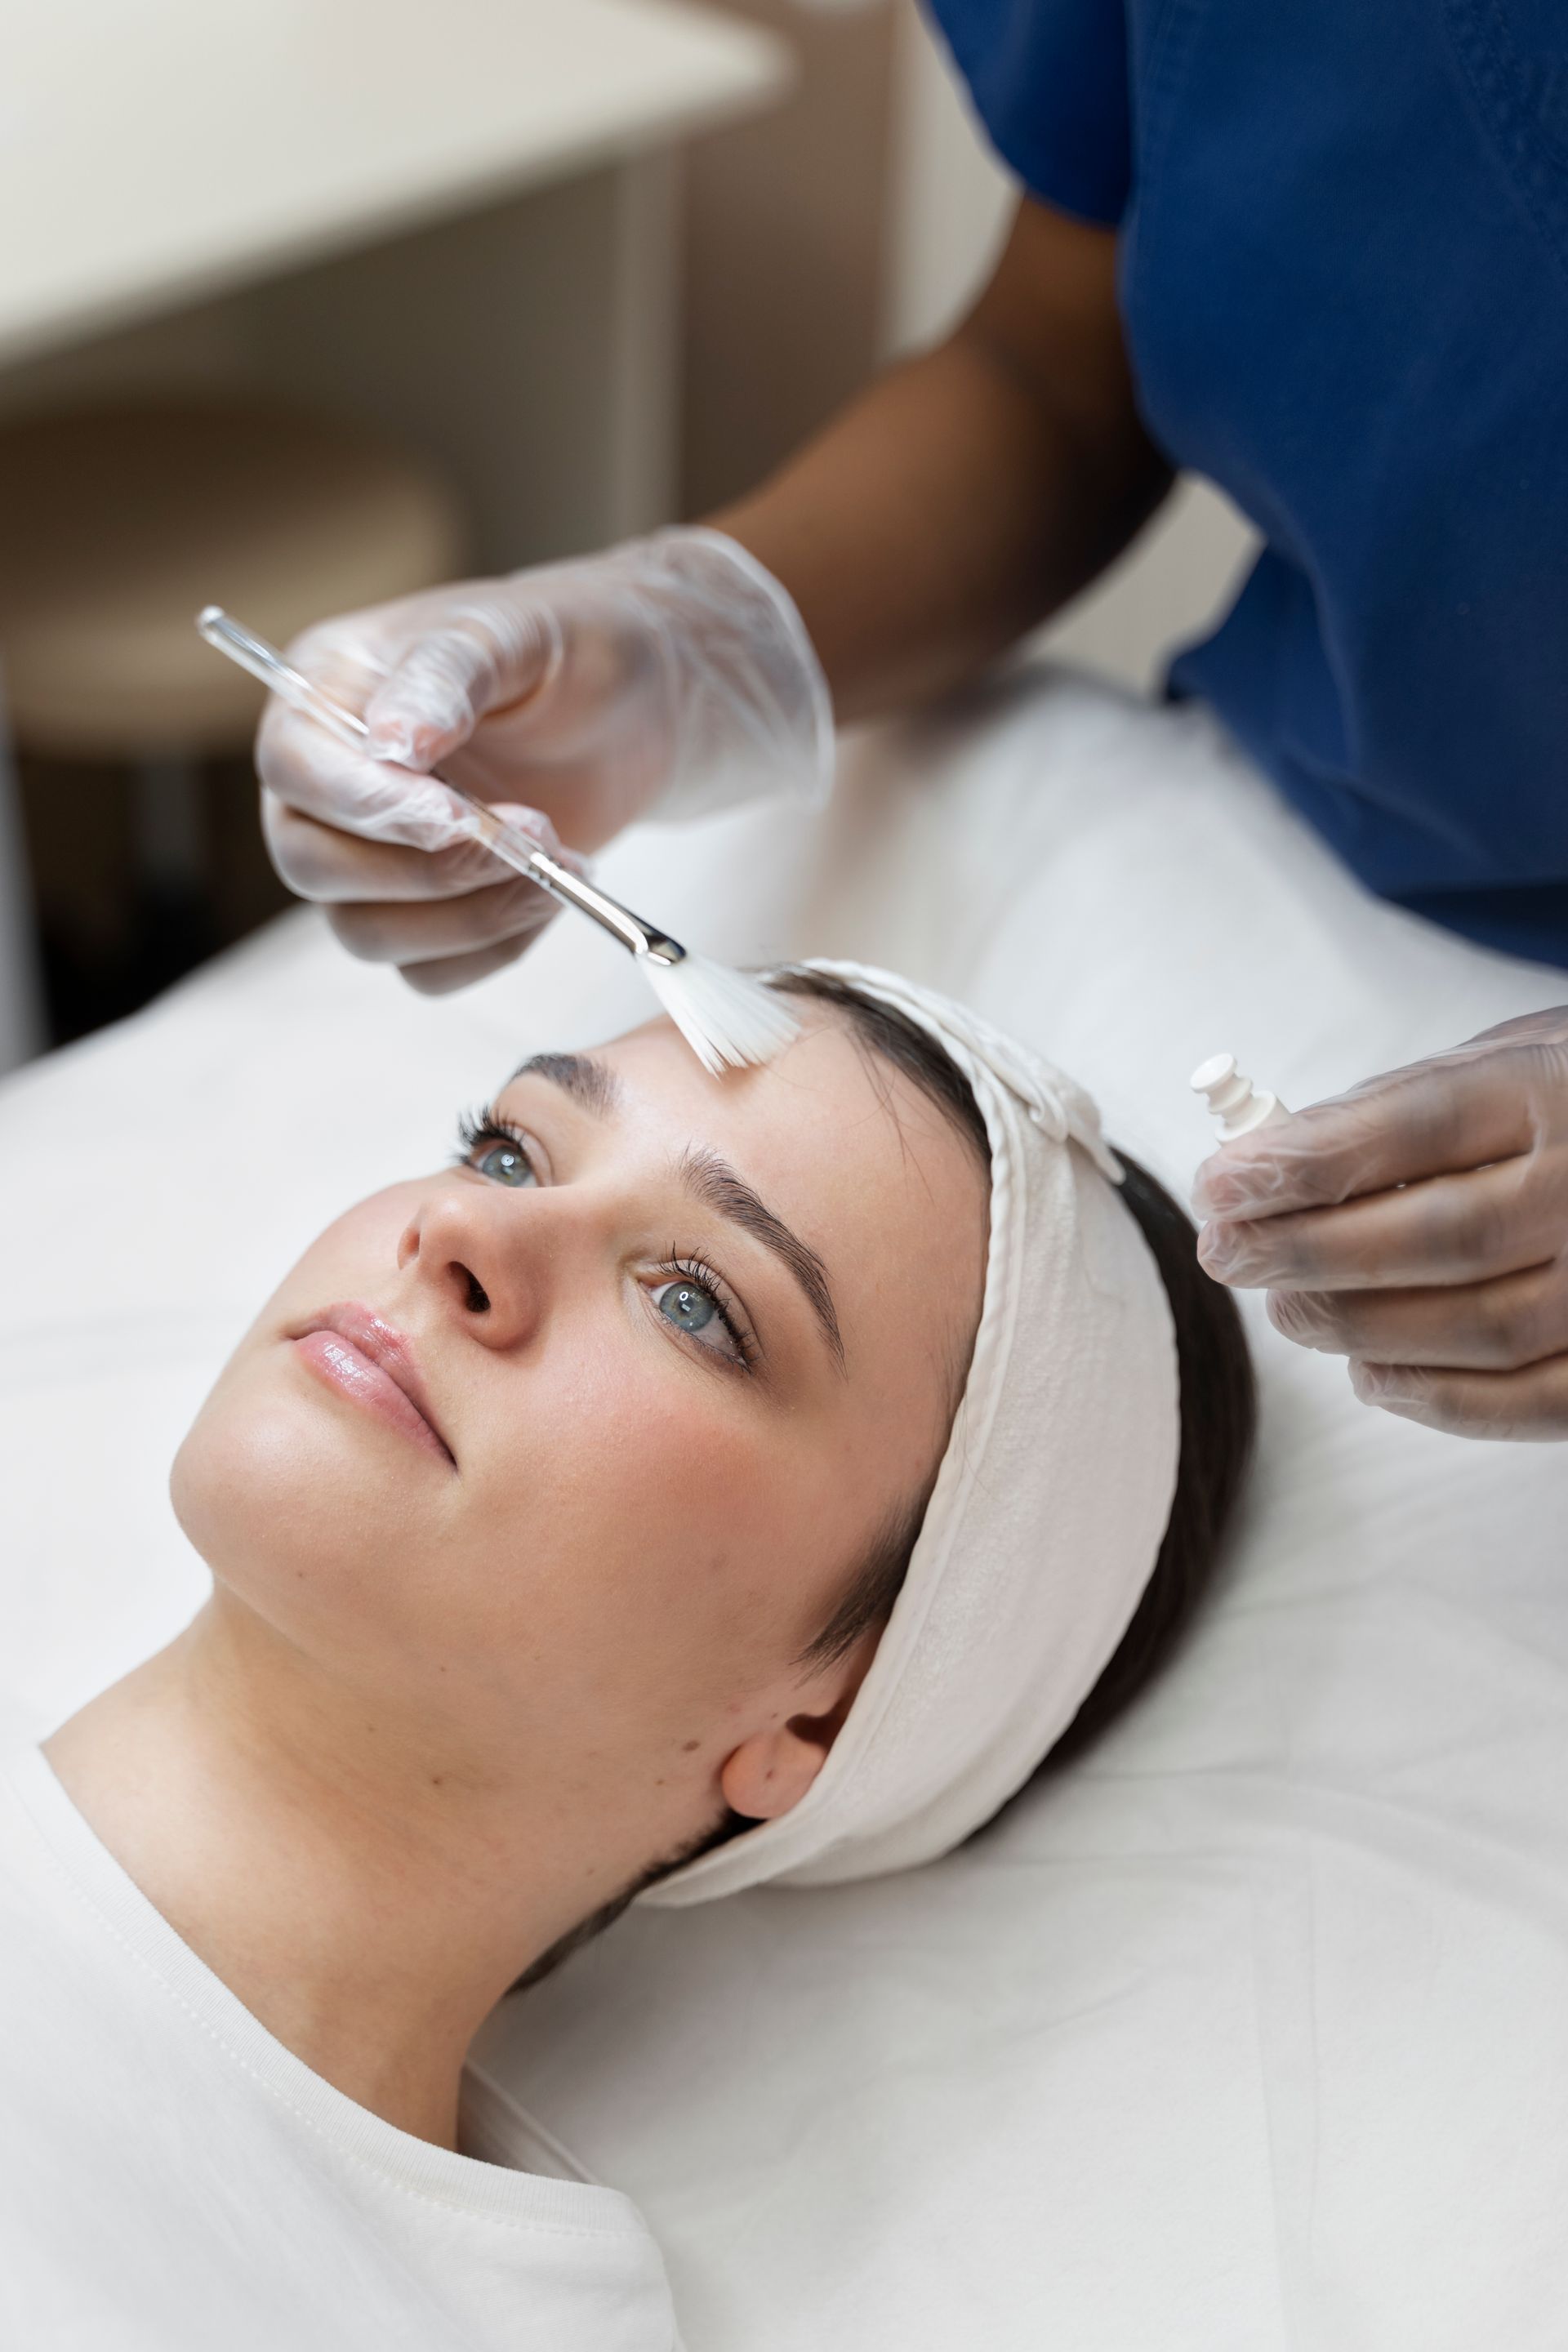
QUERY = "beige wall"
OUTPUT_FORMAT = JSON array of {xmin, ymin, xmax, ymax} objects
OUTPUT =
[{"xmin": 679, "ymin": 0, "xmax": 898, "ymax": 516}]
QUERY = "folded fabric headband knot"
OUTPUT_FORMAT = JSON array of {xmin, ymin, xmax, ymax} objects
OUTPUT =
[
  {"xmin": 919, "ymin": 995, "xmax": 1122, "ymax": 1182},
  {"xmin": 644, "ymin": 961, "xmax": 1181, "ymax": 1905}
]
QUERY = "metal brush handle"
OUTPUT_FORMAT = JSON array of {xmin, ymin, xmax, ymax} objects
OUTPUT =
[{"xmin": 196, "ymin": 608, "xmax": 684, "ymax": 965}]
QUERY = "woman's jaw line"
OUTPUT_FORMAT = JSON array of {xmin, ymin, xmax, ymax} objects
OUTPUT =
[{"xmin": 289, "ymin": 1302, "xmax": 457, "ymax": 1468}]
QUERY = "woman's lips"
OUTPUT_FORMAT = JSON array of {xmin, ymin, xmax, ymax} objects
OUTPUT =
[{"xmin": 292, "ymin": 1304, "xmax": 454, "ymax": 1467}]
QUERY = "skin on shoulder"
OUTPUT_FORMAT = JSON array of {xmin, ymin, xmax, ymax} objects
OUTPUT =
[{"xmin": 45, "ymin": 1000, "xmax": 987, "ymax": 2145}]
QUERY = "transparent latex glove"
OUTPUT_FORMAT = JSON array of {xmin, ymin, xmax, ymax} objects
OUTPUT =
[
  {"xmin": 256, "ymin": 528, "xmax": 831, "ymax": 995},
  {"xmin": 1192, "ymin": 1010, "xmax": 1568, "ymax": 1440}
]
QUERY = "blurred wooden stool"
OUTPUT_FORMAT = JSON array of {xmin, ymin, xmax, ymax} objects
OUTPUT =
[{"xmin": 0, "ymin": 398, "xmax": 466, "ymax": 1055}]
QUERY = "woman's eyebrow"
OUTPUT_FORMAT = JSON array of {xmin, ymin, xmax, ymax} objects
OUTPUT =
[
  {"xmin": 508, "ymin": 1051, "xmax": 624, "ymax": 1116},
  {"xmin": 679, "ymin": 1146, "xmax": 846, "ymax": 1375},
  {"xmin": 508, "ymin": 1054, "xmax": 845, "ymax": 1373}
]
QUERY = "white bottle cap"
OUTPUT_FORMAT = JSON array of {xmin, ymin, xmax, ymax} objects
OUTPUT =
[{"xmin": 1191, "ymin": 1052, "xmax": 1286, "ymax": 1139}]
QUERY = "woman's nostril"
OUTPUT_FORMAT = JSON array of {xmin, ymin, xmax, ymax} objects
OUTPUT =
[{"xmin": 462, "ymin": 1268, "xmax": 490, "ymax": 1314}]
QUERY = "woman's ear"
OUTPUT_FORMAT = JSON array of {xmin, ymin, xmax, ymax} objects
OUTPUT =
[{"xmin": 718, "ymin": 1623, "xmax": 881, "ymax": 1824}]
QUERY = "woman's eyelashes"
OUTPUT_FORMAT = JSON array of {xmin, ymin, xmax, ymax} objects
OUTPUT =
[
  {"xmin": 454, "ymin": 1108, "xmax": 539, "ymax": 1187},
  {"xmin": 452, "ymin": 1109, "xmax": 760, "ymax": 1376}
]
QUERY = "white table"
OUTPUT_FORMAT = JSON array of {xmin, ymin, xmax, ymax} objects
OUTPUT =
[
  {"xmin": 1, "ymin": 0, "xmax": 784, "ymax": 354},
  {"xmin": 0, "ymin": 0, "xmax": 788, "ymax": 548},
  {"xmin": 0, "ymin": 0, "xmax": 790, "ymax": 1069}
]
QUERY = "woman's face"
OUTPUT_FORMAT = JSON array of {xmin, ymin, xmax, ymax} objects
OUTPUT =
[{"xmin": 173, "ymin": 1000, "xmax": 987, "ymax": 1845}]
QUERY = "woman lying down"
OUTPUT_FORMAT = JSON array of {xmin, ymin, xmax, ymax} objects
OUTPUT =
[{"xmin": 2, "ymin": 963, "xmax": 1252, "ymax": 2351}]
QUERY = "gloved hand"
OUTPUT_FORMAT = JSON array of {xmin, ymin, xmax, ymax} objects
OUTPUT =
[
  {"xmin": 1192, "ymin": 1009, "xmax": 1568, "ymax": 1440},
  {"xmin": 256, "ymin": 528, "xmax": 831, "ymax": 994}
]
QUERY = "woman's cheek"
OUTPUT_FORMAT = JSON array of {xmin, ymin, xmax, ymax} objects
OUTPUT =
[
  {"xmin": 259, "ymin": 1185, "xmax": 425, "ymax": 1319},
  {"xmin": 499, "ymin": 1346, "xmax": 770, "ymax": 1596},
  {"xmin": 599, "ymin": 1384, "xmax": 821, "ymax": 1664}
]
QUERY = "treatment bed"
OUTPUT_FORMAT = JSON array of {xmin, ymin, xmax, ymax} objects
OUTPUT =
[{"xmin": 2, "ymin": 669, "xmax": 1563, "ymax": 2348}]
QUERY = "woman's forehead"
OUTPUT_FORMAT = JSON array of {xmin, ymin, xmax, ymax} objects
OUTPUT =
[{"xmin": 595, "ymin": 1009, "xmax": 976, "ymax": 1202}]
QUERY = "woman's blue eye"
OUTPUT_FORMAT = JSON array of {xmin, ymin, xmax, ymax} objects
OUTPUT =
[
  {"xmin": 475, "ymin": 1141, "xmax": 536, "ymax": 1187},
  {"xmin": 651, "ymin": 1275, "xmax": 745, "ymax": 1365},
  {"xmin": 657, "ymin": 1279, "xmax": 717, "ymax": 1334}
]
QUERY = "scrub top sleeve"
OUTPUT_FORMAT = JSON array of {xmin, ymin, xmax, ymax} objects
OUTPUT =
[{"xmin": 921, "ymin": 0, "xmax": 1132, "ymax": 225}]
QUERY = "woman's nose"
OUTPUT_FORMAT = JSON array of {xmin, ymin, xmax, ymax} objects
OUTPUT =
[{"xmin": 399, "ymin": 1183, "xmax": 556, "ymax": 1350}]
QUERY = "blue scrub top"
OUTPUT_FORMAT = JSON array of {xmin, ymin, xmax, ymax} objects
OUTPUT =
[{"xmin": 927, "ymin": 0, "xmax": 1568, "ymax": 970}]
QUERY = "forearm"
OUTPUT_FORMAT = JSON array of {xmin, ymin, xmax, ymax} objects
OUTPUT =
[{"xmin": 710, "ymin": 202, "xmax": 1173, "ymax": 725}]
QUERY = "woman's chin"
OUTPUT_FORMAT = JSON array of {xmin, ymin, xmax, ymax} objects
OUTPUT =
[{"xmin": 169, "ymin": 1363, "xmax": 424, "ymax": 1633}]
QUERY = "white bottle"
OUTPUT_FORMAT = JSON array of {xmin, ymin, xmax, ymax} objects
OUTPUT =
[{"xmin": 1190, "ymin": 1052, "xmax": 1289, "ymax": 1139}]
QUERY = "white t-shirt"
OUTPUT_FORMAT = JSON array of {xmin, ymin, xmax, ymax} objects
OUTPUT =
[{"xmin": 0, "ymin": 1744, "xmax": 680, "ymax": 2350}]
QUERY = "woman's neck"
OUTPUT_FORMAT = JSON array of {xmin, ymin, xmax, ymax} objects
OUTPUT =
[{"xmin": 44, "ymin": 1596, "xmax": 606, "ymax": 2149}]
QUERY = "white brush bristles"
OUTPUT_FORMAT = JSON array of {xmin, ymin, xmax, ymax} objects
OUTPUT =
[{"xmin": 643, "ymin": 953, "xmax": 803, "ymax": 1076}]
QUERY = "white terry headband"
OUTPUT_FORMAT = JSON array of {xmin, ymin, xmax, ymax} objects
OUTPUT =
[{"xmin": 644, "ymin": 961, "xmax": 1182, "ymax": 1905}]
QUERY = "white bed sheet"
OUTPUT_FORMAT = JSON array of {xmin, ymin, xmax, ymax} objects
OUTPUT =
[{"xmin": 2, "ymin": 670, "xmax": 1565, "ymax": 2348}]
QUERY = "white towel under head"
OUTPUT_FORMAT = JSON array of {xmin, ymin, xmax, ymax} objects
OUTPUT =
[{"xmin": 643, "ymin": 962, "xmax": 1182, "ymax": 1905}]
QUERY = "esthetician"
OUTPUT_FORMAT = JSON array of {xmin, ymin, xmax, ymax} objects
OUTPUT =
[{"xmin": 257, "ymin": 0, "xmax": 1568, "ymax": 1442}]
